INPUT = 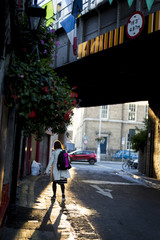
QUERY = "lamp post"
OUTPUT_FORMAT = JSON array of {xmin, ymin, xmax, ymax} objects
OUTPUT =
[
  {"xmin": 97, "ymin": 106, "xmax": 102, "ymax": 162},
  {"xmin": 26, "ymin": 0, "xmax": 46, "ymax": 31},
  {"xmin": 26, "ymin": 0, "xmax": 46, "ymax": 61}
]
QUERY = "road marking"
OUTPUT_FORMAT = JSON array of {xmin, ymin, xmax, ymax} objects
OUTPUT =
[
  {"xmin": 90, "ymin": 185, "xmax": 113, "ymax": 199},
  {"xmin": 82, "ymin": 180, "xmax": 139, "ymax": 185}
]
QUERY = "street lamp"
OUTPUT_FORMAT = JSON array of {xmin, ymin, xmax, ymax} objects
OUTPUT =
[
  {"xmin": 97, "ymin": 106, "xmax": 102, "ymax": 162},
  {"xmin": 26, "ymin": 0, "xmax": 46, "ymax": 61},
  {"xmin": 26, "ymin": 0, "xmax": 46, "ymax": 31}
]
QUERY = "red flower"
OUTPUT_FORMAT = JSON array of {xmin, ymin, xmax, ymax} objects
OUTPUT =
[
  {"xmin": 64, "ymin": 114, "xmax": 69, "ymax": 121},
  {"xmin": 64, "ymin": 110, "xmax": 71, "ymax": 121},
  {"xmin": 74, "ymin": 86, "xmax": 77, "ymax": 89},
  {"xmin": 11, "ymin": 94, "xmax": 19, "ymax": 100},
  {"xmin": 70, "ymin": 91, "xmax": 75, "ymax": 98},
  {"xmin": 43, "ymin": 86, "xmax": 49, "ymax": 93},
  {"xmin": 28, "ymin": 110, "xmax": 36, "ymax": 118},
  {"xmin": 72, "ymin": 100, "xmax": 77, "ymax": 106},
  {"xmin": 50, "ymin": 86, "xmax": 54, "ymax": 93},
  {"xmin": 74, "ymin": 92, "xmax": 78, "ymax": 98},
  {"xmin": 64, "ymin": 100, "xmax": 68, "ymax": 105}
]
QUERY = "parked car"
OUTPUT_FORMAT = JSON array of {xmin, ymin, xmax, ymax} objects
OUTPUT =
[
  {"xmin": 69, "ymin": 150, "xmax": 97, "ymax": 165},
  {"xmin": 114, "ymin": 150, "xmax": 138, "ymax": 160}
]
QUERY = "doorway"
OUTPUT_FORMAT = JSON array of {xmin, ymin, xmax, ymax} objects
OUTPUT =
[{"xmin": 100, "ymin": 137, "xmax": 107, "ymax": 154}]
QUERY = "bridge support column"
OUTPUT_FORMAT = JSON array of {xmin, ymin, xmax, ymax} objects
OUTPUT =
[{"xmin": 146, "ymin": 106, "xmax": 160, "ymax": 179}]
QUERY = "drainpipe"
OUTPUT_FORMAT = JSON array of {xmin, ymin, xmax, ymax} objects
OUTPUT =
[
  {"xmin": 136, "ymin": 0, "xmax": 142, "ymax": 11},
  {"xmin": 121, "ymin": 104, "xmax": 124, "ymax": 149},
  {"xmin": 116, "ymin": 0, "xmax": 120, "ymax": 28},
  {"xmin": 95, "ymin": 6, "xmax": 100, "ymax": 36}
]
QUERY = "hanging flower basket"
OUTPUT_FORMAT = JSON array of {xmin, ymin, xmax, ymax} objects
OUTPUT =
[
  {"xmin": 6, "ymin": 16, "xmax": 79, "ymax": 140},
  {"xmin": 95, "ymin": 137, "xmax": 104, "ymax": 143}
]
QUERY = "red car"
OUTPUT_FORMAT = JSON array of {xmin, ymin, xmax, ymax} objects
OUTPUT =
[{"xmin": 69, "ymin": 150, "xmax": 97, "ymax": 165}]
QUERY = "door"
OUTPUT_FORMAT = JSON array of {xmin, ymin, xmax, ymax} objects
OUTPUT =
[
  {"xmin": 39, "ymin": 134, "xmax": 49, "ymax": 172},
  {"xmin": 100, "ymin": 137, "xmax": 107, "ymax": 154}
]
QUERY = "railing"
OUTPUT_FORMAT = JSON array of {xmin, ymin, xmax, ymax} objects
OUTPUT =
[{"xmin": 53, "ymin": 0, "xmax": 106, "ymax": 30}]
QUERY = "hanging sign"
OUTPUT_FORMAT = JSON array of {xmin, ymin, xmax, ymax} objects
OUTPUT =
[
  {"xmin": 122, "ymin": 137, "xmax": 125, "ymax": 145},
  {"xmin": 126, "ymin": 11, "xmax": 144, "ymax": 39}
]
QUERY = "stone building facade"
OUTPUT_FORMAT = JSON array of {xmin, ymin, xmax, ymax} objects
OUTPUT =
[{"xmin": 72, "ymin": 101, "xmax": 148, "ymax": 159}]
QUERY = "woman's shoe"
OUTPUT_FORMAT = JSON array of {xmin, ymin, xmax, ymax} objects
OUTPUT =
[{"xmin": 62, "ymin": 194, "xmax": 66, "ymax": 201}]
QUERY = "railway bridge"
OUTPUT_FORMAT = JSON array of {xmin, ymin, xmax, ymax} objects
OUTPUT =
[{"xmin": 53, "ymin": 0, "xmax": 160, "ymax": 178}]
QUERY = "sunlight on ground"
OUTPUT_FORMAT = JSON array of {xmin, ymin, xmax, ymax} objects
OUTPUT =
[{"xmin": 13, "ymin": 167, "xmax": 100, "ymax": 239}]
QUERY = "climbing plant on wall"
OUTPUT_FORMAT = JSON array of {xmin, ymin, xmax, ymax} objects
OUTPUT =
[{"xmin": 7, "ymin": 16, "xmax": 78, "ymax": 140}]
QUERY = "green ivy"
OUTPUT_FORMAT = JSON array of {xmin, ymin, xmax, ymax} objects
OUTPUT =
[{"xmin": 131, "ymin": 119, "xmax": 148, "ymax": 152}]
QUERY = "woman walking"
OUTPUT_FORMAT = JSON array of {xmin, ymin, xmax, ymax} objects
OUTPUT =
[{"xmin": 46, "ymin": 140, "xmax": 71, "ymax": 201}]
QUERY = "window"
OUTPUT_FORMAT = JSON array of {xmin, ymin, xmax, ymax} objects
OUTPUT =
[
  {"xmin": 127, "ymin": 129, "xmax": 135, "ymax": 150},
  {"xmin": 74, "ymin": 151, "xmax": 83, "ymax": 155},
  {"xmin": 128, "ymin": 104, "xmax": 136, "ymax": 121},
  {"xmin": 101, "ymin": 105, "xmax": 109, "ymax": 119},
  {"xmin": 57, "ymin": 2, "xmax": 62, "ymax": 19},
  {"xmin": 127, "ymin": 134, "xmax": 132, "ymax": 150}
]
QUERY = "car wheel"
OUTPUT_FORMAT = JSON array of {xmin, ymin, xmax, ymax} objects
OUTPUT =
[{"xmin": 89, "ymin": 159, "xmax": 95, "ymax": 165}]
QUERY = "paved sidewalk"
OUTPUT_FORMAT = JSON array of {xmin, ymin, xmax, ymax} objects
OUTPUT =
[
  {"xmin": 1, "ymin": 175, "xmax": 100, "ymax": 240},
  {"xmin": 97, "ymin": 161, "xmax": 160, "ymax": 190},
  {"xmin": 125, "ymin": 170, "xmax": 160, "ymax": 190},
  {"xmin": 1, "ymin": 176, "xmax": 75, "ymax": 240}
]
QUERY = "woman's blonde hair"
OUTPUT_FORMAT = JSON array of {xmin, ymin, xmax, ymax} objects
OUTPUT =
[{"xmin": 53, "ymin": 140, "xmax": 64, "ymax": 149}]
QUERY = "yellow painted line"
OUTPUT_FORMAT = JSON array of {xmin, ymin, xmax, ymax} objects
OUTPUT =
[
  {"xmin": 78, "ymin": 43, "xmax": 83, "ymax": 58},
  {"xmin": 114, "ymin": 28, "xmax": 119, "ymax": 46},
  {"xmin": 155, "ymin": 11, "xmax": 160, "ymax": 31},
  {"xmin": 104, "ymin": 32, "xmax": 109, "ymax": 49},
  {"xmin": 90, "ymin": 38, "xmax": 95, "ymax": 54},
  {"xmin": 148, "ymin": 13, "xmax": 154, "ymax": 34},
  {"xmin": 99, "ymin": 34, "xmax": 104, "ymax": 51},
  {"xmin": 119, "ymin": 25, "xmax": 124, "ymax": 44},
  {"xmin": 82, "ymin": 41, "xmax": 87, "ymax": 58},
  {"xmin": 109, "ymin": 30, "xmax": 114, "ymax": 48},
  {"xmin": 95, "ymin": 36, "xmax": 99, "ymax": 53}
]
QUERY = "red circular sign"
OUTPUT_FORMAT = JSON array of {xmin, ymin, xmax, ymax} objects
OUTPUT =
[{"xmin": 126, "ymin": 11, "xmax": 145, "ymax": 39}]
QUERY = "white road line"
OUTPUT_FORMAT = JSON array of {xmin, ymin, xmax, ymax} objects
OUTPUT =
[
  {"xmin": 82, "ymin": 180, "xmax": 140, "ymax": 185},
  {"xmin": 90, "ymin": 185, "xmax": 113, "ymax": 199}
]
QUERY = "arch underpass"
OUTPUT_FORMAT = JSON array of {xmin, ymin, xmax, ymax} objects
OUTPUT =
[
  {"xmin": 55, "ymin": 24, "xmax": 160, "ymax": 180},
  {"xmin": 55, "ymin": 29, "xmax": 160, "ymax": 108}
]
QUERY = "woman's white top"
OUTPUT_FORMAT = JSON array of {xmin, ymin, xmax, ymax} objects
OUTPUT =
[{"xmin": 45, "ymin": 149, "xmax": 71, "ymax": 181}]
